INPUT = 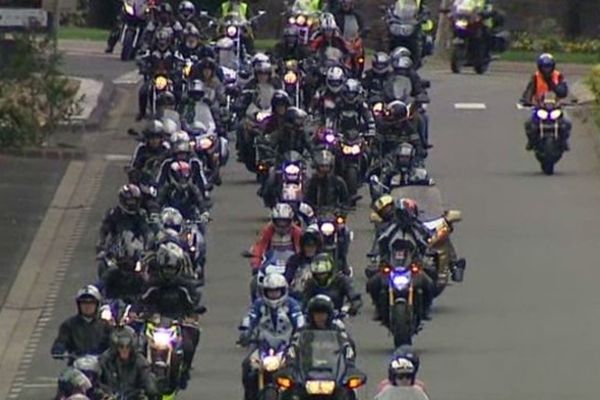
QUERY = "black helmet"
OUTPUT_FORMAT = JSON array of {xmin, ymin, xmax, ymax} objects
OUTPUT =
[
  {"xmin": 143, "ymin": 119, "xmax": 165, "ymax": 139},
  {"xmin": 284, "ymin": 106, "xmax": 307, "ymax": 129},
  {"xmin": 537, "ymin": 53, "xmax": 556, "ymax": 76},
  {"xmin": 156, "ymin": 91, "xmax": 176, "ymax": 108},
  {"xmin": 271, "ymin": 90, "xmax": 291, "ymax": 110},
  {"xmin": 199, "ymin": 57, "xmax": 218, "ymax": 72},
  {"xmin": 341, "ymin": 78, "xmax": 362, "ymax": 104},
  {"xmin": 386, "ymin": 100, "xmax": 409, "ymax": 121},
  {"xmin": 372, "ymin": 52, "xmax": 390, "ymax": 74},
  {"xmin": 156, "ymin": 28, "xmax": 172, "ymax": 50},
  {"xmin": 178, "ymin": 0, "xmax": 196, "ymax": 21},
  {"xmin": 388, "ymin": 355, "xmax": 416, "ymax": 385},
  {"xmin": 156, "ymin": 242, "xmax": 186, "ymax": 280},
  {"xmin": 188, "ymin": 79, "xmax": 205, "ymax": 101},
  {"xmin": 118, "ymin": 184, "xmax": 142, "ymax": 214},
  {"xmin": 306, "ymin": 294, "xmax": 335, "ymax": 325},
  {"xmin": 283, "ymin": 26, "xmax": 299, "ymax": 44},
  {"xmin": 301, "ymin": 228, "xmax": 322, "ymax": 249},
  {"xmin": 314, "ymin": 149, "xmax": 335, "ymax": 168},
  {"xmin": 110, "ymin": 326, "xmax": 136, "ymax": 350},
  {"xmin": 393, "ymin": 346, "xmax": 420, "ymax": 375}
]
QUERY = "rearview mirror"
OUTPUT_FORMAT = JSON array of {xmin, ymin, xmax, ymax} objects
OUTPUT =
[
  {"xmin": 200, "ymin": 10, "xmax": 208, "ymax": 16},
  {"xmin": 258, "ymin": 10, "xmax": 267, "ymax": 15}
]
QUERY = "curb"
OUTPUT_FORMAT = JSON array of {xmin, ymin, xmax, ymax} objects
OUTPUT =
[{"xmin": 69, "ymin": 80, "xmax": 116, "ymax": 130}]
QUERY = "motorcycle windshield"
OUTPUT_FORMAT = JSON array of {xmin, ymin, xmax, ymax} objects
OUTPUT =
[
  {"xmin": 265, "ymin": 249, "xmax": 295, "ymax": 265},
  {"xmin": 452, "ymin": 0, "xmax": 477, "ymax": 15},
  {"xmin": 256, "ymin": 84, "xmax": 276, "ymax": 109},
  {"xmin": 192, "ymin": 102, "xmax": 217, "ymax": 132},
  {"xmin": 298, "ymin": 330, "xmax": 344, "ymax": 374},
  {"xmin": 218, "ymin": 49, "xmax": 238, "ymax": 70},
  {"xmin": 324, "ymin": 47, "xmax": 344, "ymax": 64},
  {"xmin": 392, "ymin": 1, "xmax": 418, "ymax": 21},
  {"xmin": 375, "ymin": 385, "xmax": 430, "ymax": 400},
  {"xmin": 160, "ymin": 111, "xmax": 181, "ymax": 129},
  {"xmin": 343, "ymin": 15, "xmax": 360, "ymax": 40},
  {"xmin": 394, "ymin": 185, "xmax": 444, "ymax": 220},
  {"xmin": 257, "ymin": 330, "xmax": 289, "ymax": 350},
  {"xmin": 128, "ymin": 0, "xmax": 148, "ymax": 18},
  {"xmin": 388, "ymin": 76, "xmax": 414, "ymax": 102}
]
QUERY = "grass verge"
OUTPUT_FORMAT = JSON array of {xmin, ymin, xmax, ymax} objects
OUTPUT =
[
  {"xmin": 58, "ymin": 26, "xmax": 109, "ymax": 41},
  {"xmin": 502, "ymin": 50, "xmax": 600, "ymax": 65}
]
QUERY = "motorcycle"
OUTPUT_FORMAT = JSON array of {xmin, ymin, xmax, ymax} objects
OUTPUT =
[
  {"xmin": 286, "ymin": 0, "xmax": 320, "ymax": 45},
  {"xmin": 517, "ymin": 98, "xmax": 575, "ymax": 175},
  {"xmin": 317, "ymin": 210, "xmax": 352, "ymax": 276},
  {"xmin": 337, "ymin": 129, "xmax": 367, "ymax": 197},
  {"xmin": 202, "ymin": 10, "xmax": 267, "ymax": 65},
  {"xmin": 377, "ymin": 238, "xmax": 424, "ymax": 347},
  {"xmin": 282, "ymin": 59, "xmax": 304, "ymax": 108},
  {"xmin": 247, "ymin": 249, "xmax": 296, "ymax": 301},
  {"xmin": 119, "ymin": 0, "xmax": 148, "ymax": 61},
  {"xmin": 276, "ymin": 151, "xmax": 307, "ymax": 207},
  {"xmin": 181, "ymin": 213, "xmax": 210, "ymax": 282},
  {"xmin": 191, "ymin": 127, "xmax": 229, "ymax": 186},
  {"xmin": 384, "ymin": 0, "xmax": 424, "ymax": 67},
  {"xmin": 340, "ymin": 15, "xmax": 367, "ymax": 78},
  {"xmin": 249, "ymin": 331, "xmax": 289, "ymax": 400},
  {"xmin": 448, "ymin": 2, "xmax": 489, "ymax": 74},
  {"xmin": 275, "ymin": 330, "xmax": 366, "ymax": 399},
  {"xmin": 239, "ymin": 109, "xmax": 271, "ymax": 173},
  {"xmin": 149, "ymin": 72, "xmax": 174, "ymax": 118}
]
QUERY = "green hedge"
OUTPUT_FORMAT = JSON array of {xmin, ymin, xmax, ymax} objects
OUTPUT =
[{"xmin": 511, "ymin": 32, "xmax": 600, "ymax": 54}]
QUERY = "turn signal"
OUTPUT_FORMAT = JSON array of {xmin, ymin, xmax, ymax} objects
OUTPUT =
[
  {"xmin": 346, "ymin": 377, "xmax": 364, "ymax": 389},
  {"xmin": 336, "ymin": 216, "xmax": 345, "ymax": 225},
  {"xmin": 411, "ymin": 264, "xmax": 420, "ymax": 274},
  {"xmin": 276, "ymin": 377, "xmax": 293, "ymax": 389}
]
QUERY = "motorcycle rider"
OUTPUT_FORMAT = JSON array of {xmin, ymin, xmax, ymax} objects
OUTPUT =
[
  {"xmin": 141, "ymin": 243, "xmax": 206, "ymax": 387},
  {"xmin": 130, "ymin": 119, "xmax": 170, "ymax": 173},
  {"xmin": 141, "ymin": 3, "xmax": 183, "ymax": 50},
  {"xmin": 104, "ymin": 0, "xmax": 124, "ymax": 54},
  {"xmin": 375, "ymin": 356, "xmax": 429, "ymax": 400},
  {"xmin": 333, "ymin": 0, "xmax": 366, "ymax": 40},
  {"xmin": 155, "ymin": 133, "xmax": 211, "ymax": 194},
  {"xmin": 375, "ymin": 197, "xmax": 435, "ymax": 320},
  {"xmin": 272, "ymin": 26, "xmax": 312, "ymax": 65},
  {"xmin": 98, "ymin": 327, "xmax": 159, "ymax": 399},
  {"xmin": 375, "ymin": 100, "xmax": 425, "ymax": 161},
  {"xmin": 191, "ymin": 57, "xmax": 226, "ymax": 105},
  {"xmin": 179, "ymin": 24, "xmax": 213, "ymax": 61},
  {"xmin": 520, "ymin": 53, "xmax": 571, "ymax": 151},
  {"xmin": 51, "ymin": 286, "xmax": 111, "ymax": 359},
  {"xmin": 305, "ymin": 149, "xmax": 350, "ymax": 212},
  {"xmin": 386, "ymin": 54, "xmax": 430, "ymax": 148},
  {"xmin": 97, "ymin": 184, "xmax": 152, "ymax": 253},
  {"xmin": 310, "ymin": 13, "xmax": 350, "ymax": 60},
  {"xmin": 303, "ymin": 253, "xmax": 362, "ymax": 314},
  {"xmin": 219, "ymin": 0, "xmax": 256, "ymax": 54},
  {"xmin": 136, "ymin": 28, "xmax": 185, "ymax": 120},
  {"xmin": 337, "ymin": 78, "xmax": 375, "ymax": 135},
  {"xmin": 157, "ymin": 160, "xmax": 212, "ymax": 221},
  {"xmin": 287, "ymin": 295, "xmax": 355, "ymax": 370},
  {"xmin": 249, "ymin": 203, "xmax": 303, "ymax": 271},
  {"xmin": 377, "ymin": 346, "xmax": 428, "ymax": 394},
  {"xmin": 363, "ymin": 52, "xmax": 392, "ymax": 100},
  {"xmin": 57, "ymin": 367, "xmax": 93, "ymax": 400},
  {"xmin": 72, "ymin": 355, "xmax": 106, "ymax": 400},
  {"xmin": 313, "ymin": 65, "xmax": 346, "ymax": 118},
  {"xmin": 177, "ymin": 0, "xmax": 199, "ymax": 29},
  {"xmin": 237, "ymin": 61, "xmax": 282, "ymax": 115},
  {"xmin": 98, "ymin": 232, "xmax": 145, "ymax": 302},
  {"xmin": 238, "ymin": 273, "xmax": 305, "ymax": 400},
  {"xmin": 285, "ymin": 228, "xmax": 323, "ymax": 298}
]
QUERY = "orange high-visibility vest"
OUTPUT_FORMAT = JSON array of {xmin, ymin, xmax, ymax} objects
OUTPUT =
[{"xmin": 534, "ymin": 70, "xmax": 560, "ymax": 103}]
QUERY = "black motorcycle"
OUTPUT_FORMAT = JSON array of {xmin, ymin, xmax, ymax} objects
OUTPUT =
[
  {"xmin": 119, "ymin": 0, "xmax": 149, "ymax": 61},
  {"xmin": 384, "ymin": 0, "xmax": 424, "ymax": 67}
]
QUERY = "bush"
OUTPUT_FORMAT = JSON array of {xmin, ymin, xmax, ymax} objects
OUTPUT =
[
  {"xmin": 0, "ymin": 33, "xmax": 81, "ymax": 148},
  {"xmin": 511, "ymin": 31, "xmax": 600, "ymax": 54}
]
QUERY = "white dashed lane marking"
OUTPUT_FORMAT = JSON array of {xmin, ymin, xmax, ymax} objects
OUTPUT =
[
  {"xmin": 454, "ymin": 102, "xmax": 487, "ymax": 110},
  {"xmin": 113, "ymin": 69, "xmax": 142, "ymax": 85}
]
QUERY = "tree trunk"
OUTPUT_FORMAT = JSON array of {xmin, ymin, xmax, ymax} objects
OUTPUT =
[{"xmin": 434, "ymin": 0, "xmax": 452, "ymax": 60}]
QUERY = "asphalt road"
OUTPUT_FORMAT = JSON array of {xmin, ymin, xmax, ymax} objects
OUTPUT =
[
  {"xmin": 9, "ymin": 65, "xmax": 600, "ymax": 400},
  {"xmin": 0, "ymin": 158, "xmax": 68, "ymax": 307}
]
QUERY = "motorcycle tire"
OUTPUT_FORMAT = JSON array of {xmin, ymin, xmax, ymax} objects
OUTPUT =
[
  {"xmin": 450, "ymin": 46, "xmax": 465, "ymax": 74},
  {"xmin": 474, "ymin": 61, "xmax": 489, "ymax": 75},
  {"xmin": 345, "ymin": 166, "xmax": 360, "ymax": 197},
  {"xmin": 391, "ymin": 303, "xmax": 413, "ymax": 347},
  {"xmin": 258, "ymin": 386, "xmax": 279, "ymax": 400},
  {"xmin": 541, "ymin": 160, "xmax": 555, "ymax": 175},
  {"xmin": 120, "ymin": 28, "xmax": 136, "ymax": 61}
]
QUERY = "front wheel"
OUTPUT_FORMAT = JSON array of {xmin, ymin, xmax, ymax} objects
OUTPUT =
[
  {"xmin": 258, "ymin": 386, "xmax": 280, "ymax": 400},
  {"xmin": 541, "ymin": 160, "xmax": 555, "ymax": 175},
  {"xmin": 120, "ymin": 28, "xmax": 136, "ymax": 61},
  {"xmin": 450, "ymin": 45, "xmax": 465, "ymax": 74},
  {"xmin": 391, "ymin": 303, "xmax": 413, "ymax": 347},
  {"xmin": 345, "ymin": 166, "xmax": 360, "ymax": 196}
]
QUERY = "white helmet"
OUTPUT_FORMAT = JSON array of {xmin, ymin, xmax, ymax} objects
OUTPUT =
[
  {"xmin": 271, "ymin": 203, "xmax": 294, "ymax": 234},
  {"xmin": 251, "ymin": 52, "xmax": 270, "ymax": 67},
  {"xmin": 391, "ymin": 46, "xmax": 412, "ymax": 62},
  {"xmin": 261, "ymin": 273, "xmax": 289, "ymax": 308},
  {"xmin": 320, "ymin": 12, "xmax": 338, "ymax": 31},
  {"xmin": 326, "ymin": 66, "xmax": 346, "ymax": 94},
  {"xmin": 160, "ymin": 207, "xmax": 183, "ymax": 231},
  {"xmin": 169, "ymin": 130, "xmax": 190, "ymax": 145}
]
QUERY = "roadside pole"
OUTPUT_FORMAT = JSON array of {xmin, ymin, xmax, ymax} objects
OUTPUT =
[
  {"xmin": 51, "ymin": 0, "xmax": 60, "ymax": 49},
  {"xmin": 434, "ymin": 0, "xmax": 452, "ymax": 61}
]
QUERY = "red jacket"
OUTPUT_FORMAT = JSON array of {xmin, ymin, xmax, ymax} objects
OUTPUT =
[{"xmin": 250, "ymin": 223, "xmax": 302, "ymax": 269}]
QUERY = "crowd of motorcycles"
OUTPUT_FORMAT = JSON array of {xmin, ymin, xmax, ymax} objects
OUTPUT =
[{"xmin": 49, "ymin": 0, "xmax": 578, "ymax": 399}]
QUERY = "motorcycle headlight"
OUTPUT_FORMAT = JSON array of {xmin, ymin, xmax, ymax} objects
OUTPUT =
[
  {"xmin": 536, "ymin": 109, "xmax": 549, "ymax": 120},
  {"xmin": 154, "ymin": 75, "xmax": 168, "ymax": 91},
  {"xmin": 124, "ymin": 2, "xmax": 135, "ymax": 15},
  {"xmin": 183, "ymin": 64, "xmax": 192, "ymax": 77},
  {"xmin": 392, "ymin": 273, "xmax": 410, "ymax": 290},
  {"xmin": 296, "ymin": 15, "xmax": 307, "ymax": 26},
  {"xmin": 341, "ymin": 144, "xmax": 361, "ymax": 155},
  {"xmin": 284, "ymin": 164, "xmax": 301, "ymax": 175},
  {"xmin": 152, "ymin": 330, "xmax": 172, "ymax": 349},
  {"xmin": 455, "ymin": 19, "xmax": 469, "ymax": 29},
  {"xmin": 199, "ymin": 136, "xmax": 214, "ymax": 150},
  {"xmin": 284, "ymin": 71, "xmax": 298, "ymax": 85},
  {"xmin": 549, "ymin": 109, "xmax": 563, "ymax": 120},
  {"xmin": 372, "ymin": 102, "xmax": 384, "ymax": 115},
  {"xmin": 100, "ymin": 307, "xmax": 113, "ymax": 322},
  {"xmin": 262, "ymin": 355, "xmax": 281, "ymax": 372},
  {"xmin": 307, "ymin": 17, "xmax": 314, "ymax": 26},
  {"xmin": 226, "ymin": 25, "xmax": 238, "ymax": 37},
  {"xmin": 288, "ymin": 16, "xmax": 296, "ymax": 24},
  {"xmin": 325, "ymin": 133, "xmax": 336, "ymax": 143},
  {"xmin": 256, "ymin": 111, "xmax": 270, "ymax": 122},
  {"xmin": 320, "ymin": 222, "xmax": 335, "ymax": 236},
  {"xmin": 305, "ymin": 380, "xmax": 336, "ymax": 395}
]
